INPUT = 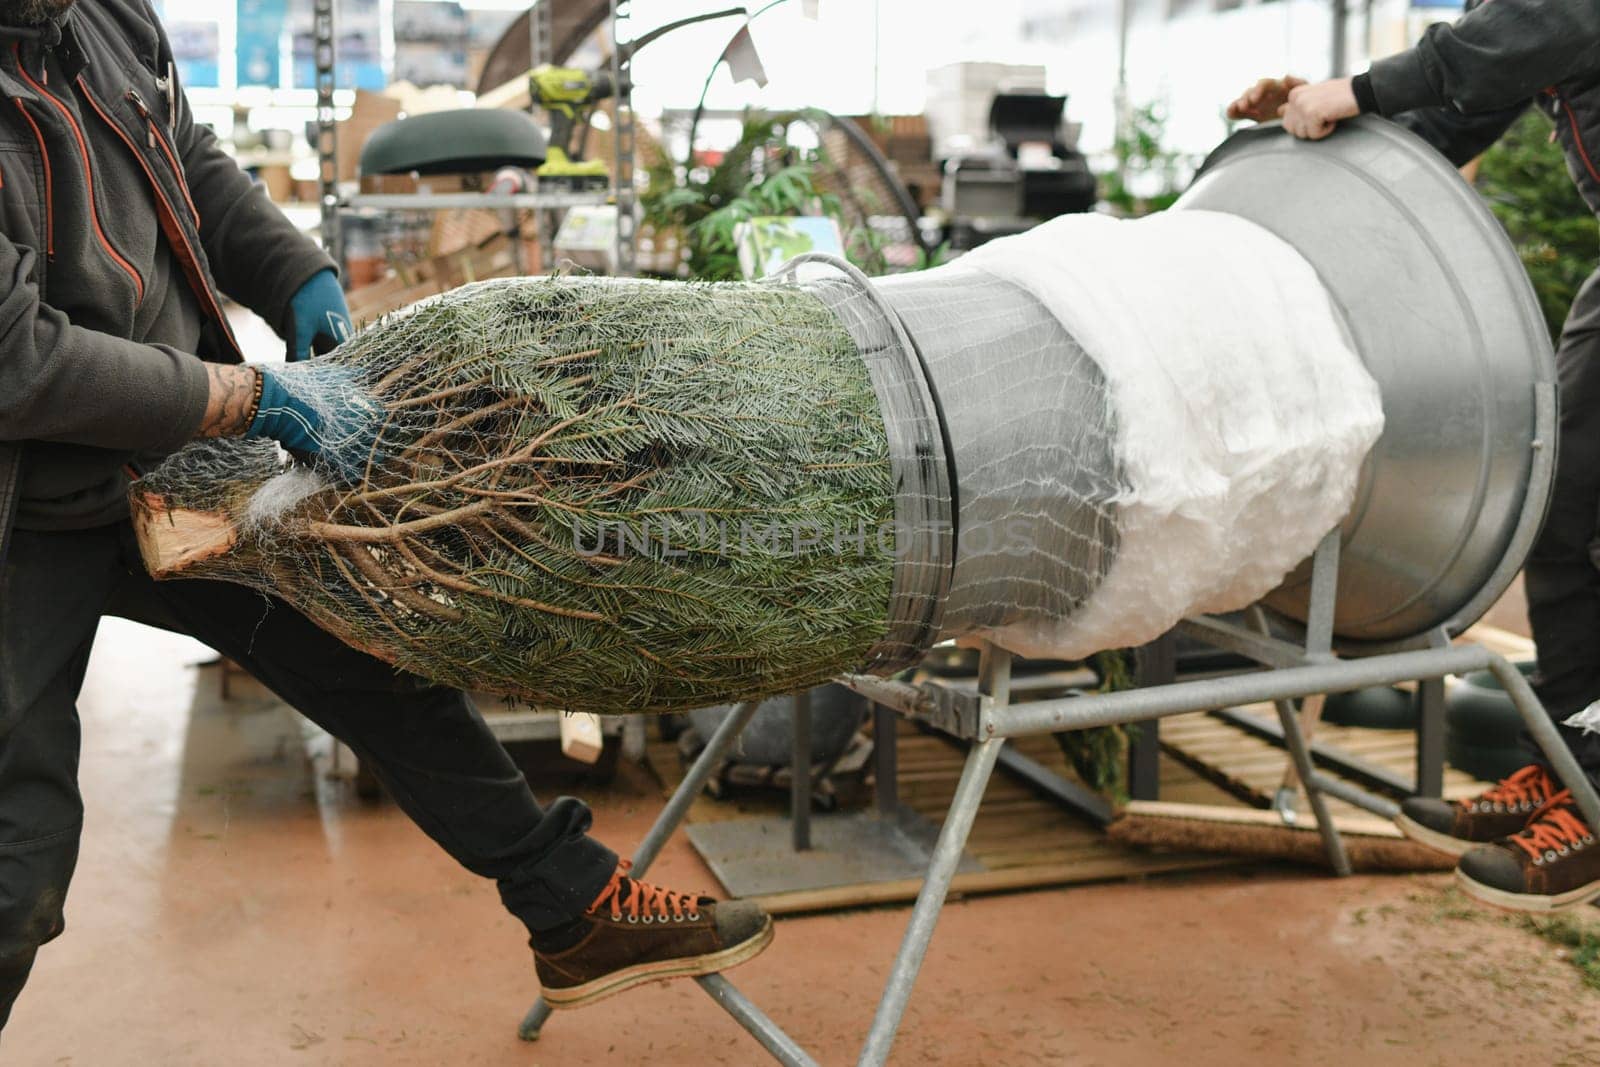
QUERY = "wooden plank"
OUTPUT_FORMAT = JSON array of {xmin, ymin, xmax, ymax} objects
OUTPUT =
[
  {"xmin": 752, "ymin": 854, "xmax": 1234, "ymax": 916},
  {"xmin": 1160, "ymin": 707, "xmax": 1494, "ymax": 810},
  {"xmin": 1121, "ymin": 800, "xmax": 1405, "ymax": 838}
]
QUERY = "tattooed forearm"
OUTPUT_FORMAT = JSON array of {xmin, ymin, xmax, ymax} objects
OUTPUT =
[{"xmin": 199, "ymin": 364, "xmax": 261, "ymax": 438}]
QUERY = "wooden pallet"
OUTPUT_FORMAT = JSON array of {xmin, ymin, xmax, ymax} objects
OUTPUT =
[
  {"xmin": 650, "ymin": 723, "xmax": 1242, "ymax": 917},
  {"xmin": 1159, "ymin": 707, "xmax": 1489, "ymax": 818},
  {"xmin": 1156, "ymin": 621, "xmax": 1527, "ymax": 817}
]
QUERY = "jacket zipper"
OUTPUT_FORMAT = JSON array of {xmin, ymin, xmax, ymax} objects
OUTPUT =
[
  {"xmin": 126, "ymin": 88, "xmax": 200, "ymax": 229},
  {"xmin": 1555, "ymin": 89, "xmax": 1600, "ymax": 187},
  {"xmin": 78, "ymin": 77, "xmax": 242, "ymax": 361},
  {"xmin": 12, "ymin": 43, "xmax": 144, "ymax": 303},
  {"xmin": 14, "ymin": 100, "xmax": 53, "ymax": 259}
]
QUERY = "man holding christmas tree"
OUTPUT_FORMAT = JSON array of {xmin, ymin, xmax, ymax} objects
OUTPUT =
[{"xmin": 0, "ymin": 0, "xmax": 769, "ymax": 1033}]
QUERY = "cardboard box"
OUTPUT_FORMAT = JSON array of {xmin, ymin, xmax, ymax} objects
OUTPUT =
[
  {"xmin": 257, "ymin": 163, "xmax": 294, "ymax": 204},
  {"xmin": 358, "ymin": 173, "xmax": 421, "ymax": 195},
  {"xmin": 345, "ymin": 232, "xmax": 529, "ymax": 322},
  {"xmin": 338, "ymin": 90, "xmax": 404, "ymax": 182}
]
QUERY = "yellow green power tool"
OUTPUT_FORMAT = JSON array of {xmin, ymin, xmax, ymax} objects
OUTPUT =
[{"xmin": 530, "ymin": 65, "xmax": 625, "ymax": 190}]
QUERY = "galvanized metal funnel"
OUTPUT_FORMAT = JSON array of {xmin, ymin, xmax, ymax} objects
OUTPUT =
[{"xmin": 1179, "ymin": 117, "xmax": 1556, "ymax": 646}]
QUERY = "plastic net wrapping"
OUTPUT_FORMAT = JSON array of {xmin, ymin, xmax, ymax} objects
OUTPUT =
[
  {"xmin": 137, "ymin": 278, "xmax": 899, "ymax": 712},
  {"xmin": 135, "ymin": 209, "xmax": 1383, "ymax": 710},
  {"xmin": 801, "ymin": 266, "xmax": 951, "ymax": 670},
  {"xmin": 937, "ymin": 210, "xmax": 1385, "ymax": 657},
  {"xmin": 874, "ymin": 268, "xmax": 1122, "ymax": 646}
]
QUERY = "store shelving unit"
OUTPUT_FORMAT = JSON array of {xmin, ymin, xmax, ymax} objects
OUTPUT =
[{"xmin": 313, "ymin": 0, "xmax": 635, "ymax": 276}]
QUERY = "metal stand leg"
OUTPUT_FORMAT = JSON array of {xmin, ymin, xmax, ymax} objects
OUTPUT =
[
  {"xmin": 857, "ymin": 737, "xmax": 1005, "ymax": 1067},
  {"xmin": 1271, "ymin": 694, "xmax": 1352, "ymax": 876},
  {"xmin": 791, "ymin": 690, "xmax": 812, "ymax": 851},
  {"xmin": 699, "ymin": 974, "xmax": 821, "ymax": 1067},
  {"xmin": 1245, "ymin": 532, "xmax": 1354, "ymax": 875},
  {"xmin": 519, "ymin": 699, "xmax": 763, "ymax": 1041},
  {"xmin": 874, "ymin": 702, "xmax": 898, "ymax": 815},
  {"xmin": 1129, "ymin": 634, "xmax": 1174, "ymax": 801},
  {"xmin": 1492, "ymin": 657, "xmax": 1600, "ymax": 833},
  {"xmin": 1414, "ymin": 675, "xmax": 1447, "ymax": 798}
]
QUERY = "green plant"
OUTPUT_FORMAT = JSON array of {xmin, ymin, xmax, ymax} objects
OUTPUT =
[
  {"xmin": 913, "ymin": 241, "xmax": 952, "ymax": 272},
  {"xmin": 642, "ymin": 113, "xmax": 844, "ymax": 281},
  {"xmin": 1522, "ymin": 912, "xmax": 1600, "ymax": 992},
  {"xmin": 1101, "ymin": 101, "xmax": 1191, "ymax": 217},
  {"xmin": 641, "ymin": 110, "xmax": 923, "ymax": 280},
  {"xmin": 693, "ymin": 163, "xmax": 841, "ymax": 280},
  {"xmin": 1053, "ymin": 649, "xmax": 1135, "ymax": 801},
  {"xmin": 1475, "ymin": 109, "xmax": 1599, "ymax": 341}
]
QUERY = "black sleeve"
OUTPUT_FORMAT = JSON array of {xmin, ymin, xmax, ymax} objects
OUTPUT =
[
  {"xmin": 1352, "ymin": 72, "xmax": 1380, "ymax": 115},
  {"xmin": 1366, "ymin": 0, "xmax": 1600, "ymax": 116},
  {"xmin": 0, "ymin": 237, "xmax": 210, "ymax": 450},
  {"xmin": 1392, "ymin": 100, "xmax": 1531, "ymax": 168}
]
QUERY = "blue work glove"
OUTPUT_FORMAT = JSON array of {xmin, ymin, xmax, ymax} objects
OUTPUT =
[
  {"xmin": 246, "ymin": 363, "xmax": 385, "ymax": 482},
  {"xmin": 284, "ymin": 269, "xmax": 353, "ymax": 362}
]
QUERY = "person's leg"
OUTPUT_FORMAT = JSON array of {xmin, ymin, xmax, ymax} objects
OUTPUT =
[
  {"xmin": 105, "ymin": 525, "xmax": 617, "ymax": 933},
  {"xmin": 1524, "ymin": 267, "xmax": 1600, "ymax": 789},
  {"xmin": 0, "ymin": 527, "xmax": 118, "ymax": 1031},
  {"xmin": 1398, "ymin": 272, "xmax": 1600, "ymax": 858},
  {"xmin": 1441, "ymin": 273, "xmax": 1600, "ymax": 910},
  {"xmin": 108, "ymin": 522, "xmax": 772, "ymax": 1004}
]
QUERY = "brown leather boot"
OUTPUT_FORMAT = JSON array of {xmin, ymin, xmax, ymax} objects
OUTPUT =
[
  {"xmin": 1395, "ymin": 764, "xmax": 1559, "ymax": 856},
  {"xmin": 1456, "ymin": 791, "xmax": 1600, "ymax": 912},
  {"xmin": 533, "ymin": 861, "xmax": 773, "ymax": 1008}
]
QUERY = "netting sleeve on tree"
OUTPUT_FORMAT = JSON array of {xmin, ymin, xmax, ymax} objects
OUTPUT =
[
  {"xmin": 131, "ymin": 210, "xmax": 1383, "ymax": 713},
  {"xmin": 134, "ymin": 278, "xmax": 900, "ymax": 713},
  {"xmin": 922, "ymin": 209, "xmax": 1385, "ymax": 659}
]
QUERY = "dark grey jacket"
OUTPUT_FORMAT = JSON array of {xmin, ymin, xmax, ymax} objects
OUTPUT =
[
  {"xmin": 0, "ymin": 0, "xmax": 331, "ymax": 552},
  {"xmin": 1368, "ymin": 0, "xmax": 1600, "ymax": 213}
]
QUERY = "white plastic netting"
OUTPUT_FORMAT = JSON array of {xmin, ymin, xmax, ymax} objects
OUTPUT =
[
  {"xmin": 875, "ymin": 267, "xmax": 1122, "ymax": 649},
  {"xmin": 135, "ymin": 210, "xmax": 1383, "ymax": 710},
  {"xmin": 942, "ymin": 210, "xmax": 1384, "ymax": 658}
]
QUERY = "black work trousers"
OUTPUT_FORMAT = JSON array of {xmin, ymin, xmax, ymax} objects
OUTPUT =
[
  {"xmin": 0, "ymin": 521, "xmax": 617, "ymax": 1030},
  {"xmin": 1525, "ymin": 266, "xmax": 1600, "ymax": 788}
]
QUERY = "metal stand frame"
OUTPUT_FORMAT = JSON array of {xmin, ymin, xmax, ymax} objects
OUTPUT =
[
  {"xmin": 516, "ymin": 521, "xmax": 1600, "ymax": 1063},
  {"xmin": 313, "ymin": 0, "xmax": 339, "ymax": 262},
  {"xmin": 508, "ymin": 387, "xmax": 1589, "ymax": 1064}
]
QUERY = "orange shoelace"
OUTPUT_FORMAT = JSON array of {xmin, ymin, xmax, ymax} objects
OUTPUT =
[
  {"xmin": 1509, "ymin": 790, "xmax": 1596, "ymax": 863},
  {"xmin": 1462, "ymin": 764, "xmax": 1556, "ymax": 813},
  {"xmin": 587, "ymin": 860, "xmax": 703, "ymax": 923}
]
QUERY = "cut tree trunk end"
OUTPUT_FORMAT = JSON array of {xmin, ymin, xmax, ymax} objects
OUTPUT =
[{"xmin": 130, "ymin": 490, "xmax": 240, "ymax": 580}]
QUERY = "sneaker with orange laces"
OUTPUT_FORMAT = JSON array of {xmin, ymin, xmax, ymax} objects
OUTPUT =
[
  {"xmin": 1394, "ymin": 764, "xmax": 1560, "ymax": 856},
  {"xmin": 1455, "ymin": 791, "xmax": 1600, "ymax": 911},
  {"xmin": 531, "ymin": 861, "xmax": 774, "ymax": 1008}
]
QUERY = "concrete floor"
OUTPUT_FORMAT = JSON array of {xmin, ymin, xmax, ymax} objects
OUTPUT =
[{"xmin": 7, "ymin": 584, "xmax": 1598, "ymax": 1065}]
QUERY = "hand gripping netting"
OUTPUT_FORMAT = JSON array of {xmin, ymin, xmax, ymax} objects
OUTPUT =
[{"xmin": 139, "ymin": 277, "xmax": 898, "ymax": 712}]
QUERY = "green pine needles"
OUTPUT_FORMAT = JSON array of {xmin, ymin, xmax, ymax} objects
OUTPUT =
[
  {"xmin": 1476, "ymin": 108, "xmax": 1599, "ymax": 341},
  {"xmin": 138, "ymin": 277, "xmax": 897, "ymax": 712}
]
